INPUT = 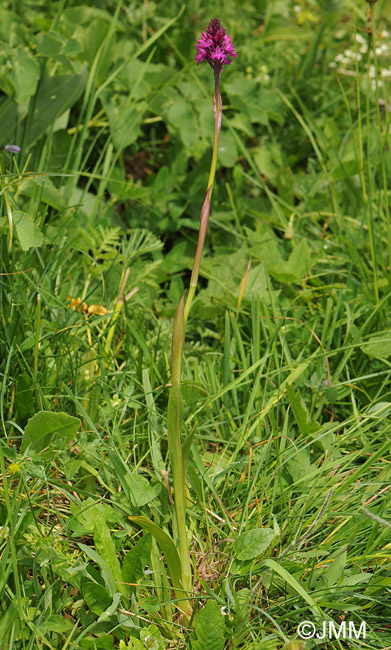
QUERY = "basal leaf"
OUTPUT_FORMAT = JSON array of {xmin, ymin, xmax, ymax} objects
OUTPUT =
[
  {"xmin": 12, "ymin": 53, "xmax": 40, "ymax": 104},
  {"xmin": 261, "ymin": 558, "xmax": 321, "ymax": 614},
  {"xmin": 81, "ymin": 579, "xmax": 112, "ymax": 616},
  {"xmin": 167, "ymin": 97, "xmax": 197, "ymax": 149},
  {"xmin": 128, "ymin": 515, "xmax": 182, "ymax": 593},
  {"xmin": 125, "ymin": 473, "xmax": 162, "ymax": 507},
  {"xmin": 319, "ymin": 550, "xmax": 347, "ymax": 588},
  {"xmin": 91, "ymin": 505, "xmax": 128, "ymax": 598},
  {"xmin": 361, "ymin": 332, "xmax": 391, "ymax": 359},
  {"xmin": 80, "ymin": 635, "xmax": 114, "ymax": 650},
  {"xmin": 26, "ymin": 67, "xmax": 88, "ymax": 147},
  {"xmin": 21, "ymin": 411, "xmax": 80, "ymax": 454},
  {"xmin": 286, "ymin": 384, "xmax": 319, "ymax": 435},
  {"xmin": 122, "ymin": 534, "xmax": 152, "ymax": 585},
  {"xmin": 233, "ymin": 528, "xmax": 274, "ymax": 561},
  {"xmin": 13, "ymin": 210, "xmax": 44, "ymax": 251},
  {"xmin": 241, "ymin": 263, "xmax": 269, "ymax": 302},
  {"xmin": 103, "ymin": 99, "xmax": 144, "ymax": 150},
  {"xmin": 218, "ymin": 129, "xmax": 238, "ymax": 168},
  {"xmin": 19, "ymin": 177, "xmax": 66, "ymax": 211},
  {"xmin": 192, "ymin": 600, "xmax": 225, "ymax": 650}
]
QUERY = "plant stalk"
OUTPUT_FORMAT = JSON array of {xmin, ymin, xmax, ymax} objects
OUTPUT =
[{"xmin": 167, "ymin": 74, "xmax": 222, "ymax": 613}]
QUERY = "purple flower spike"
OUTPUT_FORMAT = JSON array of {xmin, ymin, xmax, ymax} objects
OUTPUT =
[
  {"xmin": 5, "ymin": 144, "xmax": 21, "ymax": 154},
  {"xmin": 195, "ymin": 18, "xmax": 237, "ymax": 73}
]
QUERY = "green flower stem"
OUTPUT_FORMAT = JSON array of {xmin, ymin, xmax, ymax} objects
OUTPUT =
[
  {"xmin": 167, "ymin": 294, "xmax": 192, "ymax": 609},
  {"xmin": 105, "ymin": 268, "xmax": 130, "ymax": 354},
  {"xmin": 183, "ymin": 88, "xmax": 222, "ymax": 326},
  {"xmin": 34, "ymin": 293, "xmax": 42, "ymax": 409},
  {"xmin": 166, "ymin": 83, "xmax": 222, "ymax": 614}
]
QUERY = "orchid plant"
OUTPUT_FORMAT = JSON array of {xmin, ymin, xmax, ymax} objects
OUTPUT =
[{"xmin": 131, "ymin": 18, "xmax": 237, "ymax": 621}]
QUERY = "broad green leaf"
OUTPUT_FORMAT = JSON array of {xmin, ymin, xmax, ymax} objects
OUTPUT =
[
  {"xmin": 21, "ymin": 411, "xmax": 80, "ymax": 454},
  {"xmin": 119, "ymin": 639, "xmax": 143, "ymax": 650},
  {"xmin": 320, "ymin": 550, "xmax": 347, "ymax": 588},
  {"xmin": 35, "ymin": 30, "xmax": 82, "ymax": 61},
  {"xmin": 78, "ymin": 543, "xmax": 117, "ymax": 595},
  {"xmin": 122, "ymin": 534, "xmax": 152, "ymax": 585},
  {"xmin": 249, "ymin": 226, "xmax": 313, "ymax": 283},
  {"xmin": 225, "ymin": 80, "xmax": 285, "ymax": 125},
  {"xmin": 228, "ymin": 113, "xmax": 254, "ymax": 137},
  {"xmin": 81, "ymin": 579, "xmax": 112, "ymax": 616},
  {"xmin": 91, "ymin": 505, "xmax": 128, "ymax": 598},
  {"xmin": 361, "ymin": 332, "xmax": 391, "ymax": 359},
  {"xmin": 35, "ymin": 31, "xmax": 66, "ymax": 57},
  {"xmin": 0, "ymin": 68, "xmax": 87, "ymax": 147},
  {"xmin": 218, "ymin": 130, "xmax": 238, "ymax": 168},
  {"xmin": 80, "ymin": 635, "xmax": 114, "ymax": 650},
  {"xmin": 270, "ymin": 239, "xmax": 312, "ymax": 283},
  {"xmin": 140, "ymin": 625, "xmax": 165, "ymax": 650},
  {"xmin": 275, "ymin": 166, "xmax": 295, "ymax": 206},
  {"xmin": 125, "ymin": 472, "xmax": 162, "ymax": 507},
  {"xmin": 97, "ymin": 592, "xmax": 122, "ymax": 622},
  {"xmin": 0, "ymin": 601, "xmax": 20, "ymax": 647},
  {"xmin": 342, "ymin": 573, "xmax": 372, "ymax": 587},
  {"xmin": 261, "ymin": 558, "xmax": 321, "ymax": 614},
  {"xmin": 19, "ymin": 177, "xmax": 66, "ymax": 211},
  {"xmin": 13, "ymin": 211, "xmax": 44, "ymax": 251},
  {"xmin": 233, "ymin": 528, "xmax": 274, "ymax": 561},
  {"xmin": 103, "ymin": 98, "xmax": 144, "ymax": 150},
  {"xmin": 242, "ymin": 263, "xmax": 269, "ymax": 302},
  {"xmin": 253, "ymin": 145, "xmax": 279, "ymax": 179},
  {"xmin": 287, "ymin": 448, "xmax": 313, "ymax": 484},
  {"xmin": 45, "ymin": 615, "xmax": 73, "ymax": 633},
  {"xmin": 192, "ymin": 600, "xmax": 225, "ymax": 650},
  {"xmin": 15, "ymin": 374, "xmax": 35, "ymax": 420},
  {"xmin": 286, "ymin": 385, "xmax": 319, "ymax": 435},
  {"xmin": 167, "ymin": 97, "xmax": 197, "ymax": 149},
  {"xmin": 27, "ymin": 67, "xmax": 88, "ymax": 147},
  {"xmin": 0, "ymin": 97, "xmax": 19, "ymax": 147},
  {"xmin": 12, "ymin": 53, "xmax": 40, "ymax": 104},
  {"xmin": 128, "ymin": 516, "xmax": 182, "ymax": 592}
]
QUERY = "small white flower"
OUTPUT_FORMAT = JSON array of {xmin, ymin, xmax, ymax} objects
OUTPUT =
[{"xmin": 371, "ymin": 79, "xmax": 383, "ymax": 91}]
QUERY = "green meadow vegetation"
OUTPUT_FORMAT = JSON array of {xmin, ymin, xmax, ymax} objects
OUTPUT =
[{"xmin": 1, "ymin": 0, "xmax": 391, "ymax": 648}]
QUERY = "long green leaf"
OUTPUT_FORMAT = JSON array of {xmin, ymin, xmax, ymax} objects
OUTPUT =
[
  {"xmin": 261, "ymin": 558, "xmax": 322, "ymax": 615},
  {"xmin": 91, "ymin": 505, "xmax": 128, "ymax": 598},
  {"xmin": 128, "ymin": 515, "xmax": 182, "ymax": 593}
]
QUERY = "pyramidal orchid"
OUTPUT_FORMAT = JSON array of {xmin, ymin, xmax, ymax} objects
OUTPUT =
[
  {"xmin": 167, "ymin": 18, "xmax": 237, "ymax": 617},
  {"xmin": 130, "ymin": 19, "xmax": 237, "ymax": 623},
  {"xmin": 184, "ymin": 18, "xmax": 237, "ymax": 324}
]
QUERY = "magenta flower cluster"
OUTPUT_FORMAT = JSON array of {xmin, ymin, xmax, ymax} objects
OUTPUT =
[{"xmin": 195, "ymin": 17, "xmax": 237, "ymax": 72}]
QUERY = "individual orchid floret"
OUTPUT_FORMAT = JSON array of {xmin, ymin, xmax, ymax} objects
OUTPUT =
[
  {"xmin": 195, "ymin": 17, "xmax": 237, "ymax": 73},
  {"xmin": 4, "ymin": 144, "xmax": 21, "ymax": 154}
]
